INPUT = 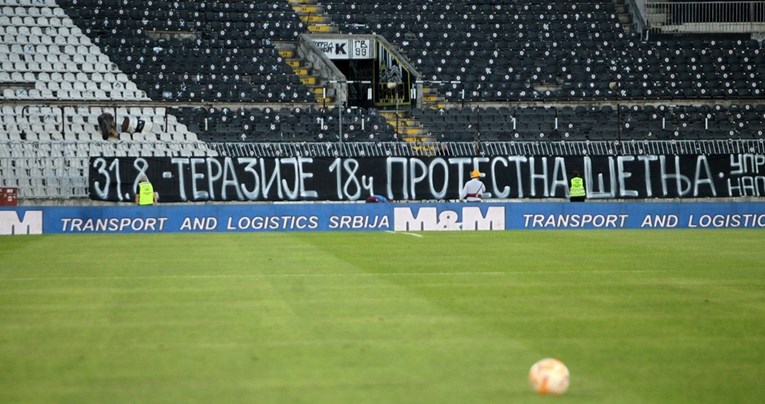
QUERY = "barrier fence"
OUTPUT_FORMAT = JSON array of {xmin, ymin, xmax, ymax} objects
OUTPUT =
[{"xmin": 642, "ymin": 0, "xmax": 765, "ymax": 33}]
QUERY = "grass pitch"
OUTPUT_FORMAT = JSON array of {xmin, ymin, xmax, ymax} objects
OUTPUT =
[{"xmin": 1, "ymin": 230, "xmax": 764, "ymax": 403}]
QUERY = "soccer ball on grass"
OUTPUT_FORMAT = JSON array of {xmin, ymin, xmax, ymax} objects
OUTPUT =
[{"xmin": 528, "ymin": 358, "xmax": 570, "ymax": 395}]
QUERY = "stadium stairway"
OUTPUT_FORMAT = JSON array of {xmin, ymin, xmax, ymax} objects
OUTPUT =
[
  {"xmin": 288, "ymin": 0, "xmax": 336, "ymax": 34},
  {"xmin": 613, "ymin": 0, "xmax": 635, "ymax": 33},
  {"xmin": 378, "ymin": 109, "xmax": 433, "ymax": 143},
  {"xmin": 273, "ymin": 43, "xmax": 333, "ymax": 106},
  {"xmin": 286, "ymin": 0, "xmax": 432, "ymax": 141}
]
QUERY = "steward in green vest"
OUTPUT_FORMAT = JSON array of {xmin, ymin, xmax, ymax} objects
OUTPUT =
[
  {"xmin": 136, "ymin": 175, "xmax": 157, "ymax": 205},
  {"xmin": 569, "ymin": 171, "xmax": 586, "ymax": 202}
]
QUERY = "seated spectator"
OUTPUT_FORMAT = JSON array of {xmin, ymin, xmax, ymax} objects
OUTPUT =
[{"xmin": 97, "ymin": 112, "xmax": 119, "ymax": 141}]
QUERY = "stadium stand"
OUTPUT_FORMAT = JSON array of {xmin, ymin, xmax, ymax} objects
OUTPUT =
[
  {"xmin": 323, "ymin": 0, "xmax": 764, "ymax": 102},
  {"xmin": 1, "ymin": 0, "xmax": 765, "ymax": 201}
]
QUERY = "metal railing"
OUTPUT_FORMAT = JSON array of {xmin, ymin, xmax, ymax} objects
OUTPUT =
[
  {"xmin": 209, "ymin": 139, "xmax": 765, "ymax": 158},
  {"xmin": 644, "ymin": 1, "xmax": 765, "ymax": 33},
  {"xmin": 208, "ymin": 140, "xmax": 622, "ymax": 158}
]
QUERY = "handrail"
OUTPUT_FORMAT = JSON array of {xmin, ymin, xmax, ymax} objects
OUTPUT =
[{"xmin": 645, "ymin": 1, "xmax": 765, "ymax": 33}]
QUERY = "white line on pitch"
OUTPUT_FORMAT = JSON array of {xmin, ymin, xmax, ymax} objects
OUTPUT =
[
  {"xmin": 0, "ymin": 269, "xmax": 669, "ymax": 282},
  {"xmin": 385, "ymin": 230, "xmax": 423, "ymax": 238}
]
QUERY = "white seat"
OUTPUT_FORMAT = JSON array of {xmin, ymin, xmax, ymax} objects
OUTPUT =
[
  {"xmin": 54, "ymin": 34, "xmax": 67, "ymax": 45},
  {"xmin": 14, "ymin": 88, "xmax": 30, "ymax": 99},
  {"xmin": 39, "ymin": 89, "xmax": 54, "ymax": 99},
  {"xmin": 76, "ymin": 129, "xmax": 95, "ymax": 141},
  {"xmin": 37, "ymin": 60, "xmax": 52, "ymax": 71},
  {"xmin": 51, "ymin": 62, "xmax": 67, "ymax": 72}
]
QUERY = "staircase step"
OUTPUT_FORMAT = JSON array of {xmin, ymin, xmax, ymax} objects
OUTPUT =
[
  {"xmin": 293, "ymin": 5, "xmax": 319, "ymax": 13},
  {"xmin": 402, "ymin": 127, "xmax": 423, "ymax": 136},
  {"xmin": 308, "ymin": 24, "xmax": 334, "ymax": 33},
  {"xmin": 278, "ymin": 49, "xmax": 295, "ymax": 58},
  {"xmin": 291, "ymin": 67, "xmax": 308, "ymax": 75},
  {"xmin": 300, "ymin": 15, "xmax": 327, "ymax": 24},
  {"xmin": 300, "ymin": 76, "xmax": 318, "ymax": 85}
]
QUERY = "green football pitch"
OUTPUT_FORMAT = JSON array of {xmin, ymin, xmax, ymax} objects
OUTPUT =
[{"xmin": 1, "ymin": 230, "xmax": 764, "ymax": 403}]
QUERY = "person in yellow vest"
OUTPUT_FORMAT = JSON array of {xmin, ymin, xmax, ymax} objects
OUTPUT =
[
  {"xmin": 569, "ymin": 170, "xmax": 586, "ymax": 202},
  {"xmin": 135, "ymin": 175, "xmax": 158, "ymax": 205}
]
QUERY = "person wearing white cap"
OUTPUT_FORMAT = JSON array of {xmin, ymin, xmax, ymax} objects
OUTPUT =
[{"xmin": 460, "ymin": 169, "xmax": 486, "ymax": 202}]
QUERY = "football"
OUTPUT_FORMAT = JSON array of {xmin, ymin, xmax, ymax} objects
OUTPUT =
[{"xmin": 528, "ymin": 358, "xmax": 570, "ymax": 395}]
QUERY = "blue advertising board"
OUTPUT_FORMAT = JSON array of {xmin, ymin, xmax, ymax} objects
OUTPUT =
[{"xmin": 2, "ymin": 202, "xmax": 765, "ymax": 235}]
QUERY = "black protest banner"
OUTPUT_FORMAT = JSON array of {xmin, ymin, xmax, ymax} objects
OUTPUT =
[{"xmin": 89, "ymin": 154, "xmax": 765, "ymax": 202}]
